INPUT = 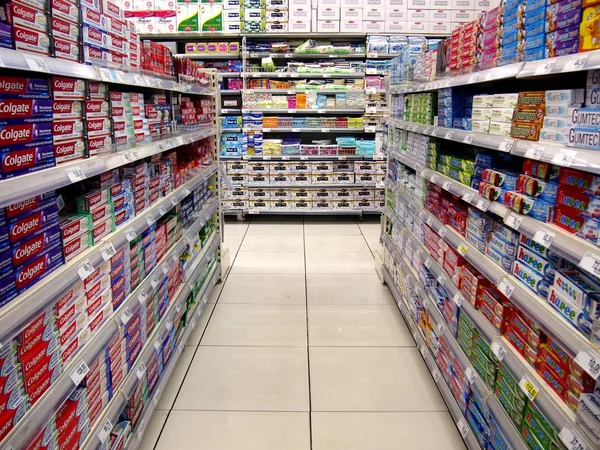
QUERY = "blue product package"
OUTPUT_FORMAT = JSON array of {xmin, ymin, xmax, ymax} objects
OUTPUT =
[
  {"xmin": 485, "ymin": 244, "xmax": 513, "ymax": 271},
  {"xmin": 512, "ymin": 260, "xmax": 551, "ymax": 298},
  {"xmin": 516, "ymin": 244, "xmax": 557, "ymax": 281},
  {"xmin": 504, "ymin": 4, "xmax": 525, "ymax": 23},
  {"xmin": 524, "ymin": 33, "xmax": 546, "ymax": 50},
  {"xmin": 492, "ymin": 220, "xmax": 520, "ymax": 244},
  {"xmin": 524, "ymin": 46, "xmax": 545, "ymax": 61},
  {"xmin": 524, "ymin": 5, "xmax": 546, "ymax": 22},
  {"xmin": 466, "ymin": 230, "xmax": 487, "ymax": 253},
  {"xmin": 475, "ymin": 153, "xmax": 494, "ymax": 169},
  {"xmin": 567, "ymin": 127, "xmax": 600, "ymax": 150},
  {"xmin": 488, "ymin": 232, "xmax": 517, "ymax": 257},
  {"xmin": 530, "ymin": 197, "xmax": 554, "ymax": 222},
  {"xmin": 527, "ymin": 18, "xmax": 546, "ymax": 36},
  {"xmin": 525, "ymin": 0, "xmax": 546, "ymax": 10},
  {"xmin": 502, "ymin": 28, "xmax": 523, "ymax": 46}
]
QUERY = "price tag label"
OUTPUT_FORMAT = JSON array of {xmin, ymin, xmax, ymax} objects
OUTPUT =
[
  {"xmin": 288, "ymin": 109, "xmax": 297, "ymax": 113},
  {"xmin": 166, "ymin": 319, "xmax": 173, "ymax": 331},
  {"xmin": 533, "ymin": 228, "xmax": 556, "ymax": 248},
  {"xmin": 162, "ymin": 263, "xmax": 170, "ymax": 275},
  {"xmin": 436, "ymin": 322, "xmax": 445, "ymax": 337},
  {"xmin": 426, "ymin": 216, "xmax": 434, "ymax": 227},
  {"xmin": 463, "ymin": 134, "xmax": 475, "ymax": 144},
  {"xmin": 138, "ymin": 290, "xmax": 148, "ymax": 305},
  {"xmin": 125, "ymin": 228, "xmax": 137, "ymax": 242},
  {"xmin": 575, "ymin": 348, "xmax": 600, "ymax": 380},
  {"xmin": 497, "ymin": 278, "xmax": 515, "ymax": 298},
  {"xmin": 366, "ymin": 107, "xmax": 377, "ymax": 114},
  {"xmin": 184, "ymin": 188, "xmax": 191, "ymax": 196},
  {"xmin": 153, "ymin": 337, "xmax": 161, "ymax": 351},
  {"xmin": 121, "ymin": 307, "xmax": 133, "ymax": 325},
  {"xmin": 437, "ymin": 275, "xmax": 447, "ymax": 286},
  {"xmin": 248, "ymin": 209, "xmax": 260, "ymax": 214},
  {"xmin": 579, "ymin": 250, "xmax": 600, "ymax": 280},
  {"xmin": 151, "ymin": 275, "xmax": 159, "ymax": 289},
  {"xmin": 430, "ymin": 174, "xmax": 438, "ymax": 184},
  {"xmin": 373, "ymin": 153, "xmax": 384, "ymax": 160},
  {"xmin": 504, "ymin": 212, "xmax": 523, "ymax": 230},
  {"xmin": 70, "ymin": 360, "xmax": 90, "ymax": 386},
  {"xmin": 77, "ymin": 259, "xmax": 95, "ymax": 280},
  {"xmin": 138, "ymin": 419, "xmax": 146, "ymax": 439},
  {"xmin": 300, "ymin": 156, "xmax": 308, "ymax": 160},
  {"xmin": 442, "ymin": 181, "xmax": 451, "ymax": 191},
  {"xmin": 525, "ymin": 145, "xmax": 545, "ymax": 160},
  {"xmin": 262, "ymin": 156, "xmax": 271, "ymax": 161},
  {"xmin": 419, "ymin": 345, "xmax": 427, "ymax": 357},
  {"xmin": 467, "ymin": 74, "xmax": 478, "ymax": 84},
  {"xmin": 338, "ymin": 156, "xmax": 347, "ymax": 161},
  {"xmin": 462, "ymin": 192, "xmax": 475, "ymax": 203},
  {"xmin": 559, "ymin": 427, "xmax": 589, "ymax": 450},
  {"xmin": 533, "ymin": 59, "xmax": 556, "ymax": 75},
  {"xmin": 552, "ymin": 150, "xmax": 577, "ymax": 167},
  {"xmin": 438, "ymin": 228, "xmax": 447, "ymax": 239},
  {"xmin": 457, "ymin": 244, "xmax": 468, "ymax": 256},
  {"xmin": 25, "ymin": 56, "xmax": 50, "ymax": 72},
  {"xmin": 158, "ymin": 206, "xmax": 167, "ymax": 216},
  {"xmin": 328, "ymin": 54, "xmax": 337, "ymax": 58},
  {"xmin": 562, "ymin": 54, "xmax": 589, "ymax": 73},
  {"xmin": 431, "ymin": 128, "xmax": 438, "ymax": 137},
  {"xmin": 99, "ymin": 242, "xmax": 116, "ymax": 262},
  {"xmin": 171, "ymin": 197, "xmax": 179, "ymax": 207},
  {"xmin": 291, "ymin": 128, "xmax": 300, "ymax": 132},
  {"xmin": 452, "ymin": 293, "xmax": 463, "ymax": 307},
  {"xmin": 432, "ymin": 368, "xmax": 441, "ymax": 383},
  {"xmin": 519, "ymin": 375, "xmax": 539, "ymax": 401},
  {"xmin": 282, "ymin": 156, "xmax": 290, "ymax": 160},
  {"xmin": 65, "ymin": 166, "xmax": 86, "ymax": 183},
  {"xmin": 476, "ymin": 199, "xmax": 490, "ymax": 211},
  {"xmin": 491, "ymin": 340, "xmax": 507, "ymax": 360},
  {"xmin": 484, "ymin": 72, "xmax": 495, "ymax": 81},
  {"xmin": 465, "ymin": 367, "xmax": 476, "ymax": 384},
  {"xmin": 146, "ymin": 215, "xmax": 156, "ymax": 226},
  {"xmin": 498, "ymin": 139, "xmax": 516, "ymax": 152},
  {"xmin": 457, "ymin": 418, "xmax": 469, "ymax": 438},
  {"xmin": 98, "ymin": 419, "xmax": 113, "ymax": 444},
  {"xmin": 424, "ymin": 258, "xmax": 432, "ymax": 269},
  {"xmin": 444, "ymin": 131, "xmax": 454, "ymax": 140},
  {"xmin": 136, "ymin": 362, "xmax": 146, "ymax": 380}
]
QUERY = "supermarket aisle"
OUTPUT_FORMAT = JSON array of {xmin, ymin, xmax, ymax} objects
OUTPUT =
[{"xmin": 139, "ymin": 217, "xmax": 466, "ymax": 450}]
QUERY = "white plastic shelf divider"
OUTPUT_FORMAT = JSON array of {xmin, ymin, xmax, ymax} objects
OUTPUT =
[
  {"xmin": 0, "ymin": 204, "xmax": 218, "ymax": 450},
  {"xmin": 241, "ymin": 108, "xmax": 364, "ymax": 114},
  {"xmin": 0, "ymin": 47, "xmax": 215, "ymax": 95},
  {"xmin": 388, "ymin": 143, "xmax": 600, "ymax": 283},
  {"xmin": 384, "ymin": 189, "xmax": 597, "ymax": 447},
  {"xmin": 217, "ymin": 72, "xmax": 241, "ymax": 78},
  {"xmin": 244, "ymin": 89, "xmax": 368, "ymax": 94},
  {"xmin": 237, "ymin": 183, "xmax": 379, "ymax": 189},
  {"xmin": 0, "ymin": 169, "xmax": 218, "ymax": 348},
  {"xmin": 382, "ymin": 266, "xmax": 483, "ymax": 450},
  {"xmin": 220, "ymin": 90, "xmax": 241, "ymax": 94},
  {"xmin": 0, "ymin": 127, "xmax": 216, "ymax": 209}
]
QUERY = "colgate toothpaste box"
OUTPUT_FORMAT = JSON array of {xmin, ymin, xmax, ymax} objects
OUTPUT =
[
  {"xmin": 15, "ymin": 255, "xmax": 62, "ymax": 294},
  {"xmin": 50, "ymin": 16, "xmax": 80, "ymax": 43},
  {"xmin": 1, "ymin": 144, "xmax": 55, "ymax": 179},
  {"xmin": 91, "ymin": 215, "xmax": 114, "ymax": 244},
  {"xmin": 0, "ymin": 121, "xmax": 52, "ymax": 151},
  {"xmin": 58, "ymin": 312, "xmax": 87, "ymax": 347},
  {"xmin": 88, "ymin": 300, "xmax": 112, "ymax": 333},
  {"xmin": 84, "ymin": 100, "xmax": 109, "ymax": 118},
  {"xmin": 56, "ymin": 294, "xmax": 85, "ymax": 333},
  {"xmin": 102, "ymin": 0, "xmax": 123, "ymax": 19},
  {"xmin": 85, "ymin": 134, "xmax": 112, "ymax": 157},
  {"xmin": 80, "ymin": 0, "xmax": 101, "ymax": 12},
  {"xmin": 0, "ymin": 77, "xmax": 49, "ymax": 99},
  {"xmin": 113, "ymin": 207, "xmax": 127, "ymax": 227},
  {"xmin": 0, "ymin": 99, "xmax": 52, "ymax": 121},
  {"xmin": 110, "ymin": 51, "xmax": 128, "ymax": 67},
  {"xmin": 87, "ymin": 201, "xmax": 113, "ymax": 226},
  {"xmin": 0, "ymin": 380, "xmax": 25, "ymax": 417},
  {"xmin": 62, "ymin": 232, "xmax": 91, "ymax": 262},
  {"xmin": 110, "ymin": 105, "xmax": 125, "ymax": 118},
  {"xmin": 82, "ymin": 260, "xmax": 109, "ymax": 290},
  {"xmin": 106, "ymin": 16, "xmax": 126, "ymax": 35},
  {"xmin": 76, "ymin": 188, "xmax": 108, "ymax": 213},
  {"xmin": 13, "ymin": 26, "xmax": 50, "ymax": 55},
  {"xmin": 85, "ymin": 272, "xmax": 109, "ymax": 302},
  {"xmin": 22, "ymin": 363, "xmax": 60, "ymax": 404},
  {"xmin": 87, "ymin": 392, "xmax": 107, "ymax": 425},
  {"xmin": 111, "ymin": 284, "xmax": 127, "ymax": 309},
  {"xmin": 17, "ymin": 307, "xmax": 56, "ymax": 350},
  {"xmin": 9, "ymin": 205, "xmax": 58, "ymax": 246},
  {"xmin": 53, "ymin": 38, "xmax": 80, "ymax": 62},
  {"xmin": 55, "ymin": 281, "xmax": 85, "ymax": 318},
  {"xmin": 61, "ymin": 327, "xmax": 90, "ymax": 364},
  {"xmin": 0, "ymin": 393, "xmax": 29, "ymax": 440},
  {"xmin": 59, "ymin": 215, "xmax": 90, "ymax": 244},
  {"xmin": 82, "ymin": 25, "xmax": 108, "ymax": 48},
  {"xmin": 54, "ymin": 139, "xmax": 85, "ymax": 165},
  {"xmin": 107, "ymin": 33, "xmax": 127, "ymax": 54},
  {"xmin": 50, "ymin": 0, "xmax": 79, "ymax": 24},
  {"xmin": 82, "ymin": 43, "xmax": 109, "ymax": 65},
  {"xmin": 0, "ymin": 365, "xmax": 23, "ymax": 397},
  {"xmin": 87, "ymin": 82, "xmax": 107, "ymax": 100},
  {"xmin": 85, "ymin": 117, "xmax": 111, "ymax": 138},
  {"xmin": 52, "ymin": 120, "xmax": 84, "ymax": 142},
  {"xmin": 51, "ymin": 78, "xmax": 85, "ymax": 101},
  {"xmin": 0, "ymin": 344, "xmax": 18, "ymax": 378},
  {"xmin": 6, "ymin": 191, "xmax": 55, "ymax": 220},
  {"xmin": 5, "ymin": 2, "xmax": 49, "ymax": 33},
  {"xmin": 55, "ymin": 391, "xmax": 88, "ymax": 444},
  {"xmin": 21, "ymin": 345, "xmax": 62, "ymax": 389},
  {"xmin": 80, "ymin": 6, "xmax": 106, "ymax": 31},
  {"xmin": 52, "ymin": 101, "xmax": 82, "ymax": 120},
  {"xmin": 11, "ymin": 226, "xmax": 61, "ymax": 266},
  {"xmin": 86, "ymin": 286, "xmax": 111, "ymax": 317}
]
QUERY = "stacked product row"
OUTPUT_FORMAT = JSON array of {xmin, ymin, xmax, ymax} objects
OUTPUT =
[
  {"xmin": 385, "ymin": 165, "xmax": 600, "ymax": 449},
  {"xmin": 0, "ymin": 163, "xmax": 217, "ymax": 445}
]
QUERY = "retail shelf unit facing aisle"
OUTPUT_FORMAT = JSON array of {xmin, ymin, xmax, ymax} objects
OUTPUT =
[
  {"xmin": 0, "ymin": 62, "xmax": 223, "ymax": 450},
  {"xmin": 380, "ymin": 46, "xmax": 600, "ymax": 450}
]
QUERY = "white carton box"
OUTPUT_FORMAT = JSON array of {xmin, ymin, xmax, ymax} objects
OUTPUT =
[
  {"xmin": 265, "ymin": 20, "xmax": 287, "ymax": 31},
  {"xmin": 265, "ymin": 8, "xmax": 288, "ymax": 19},
  {"xmin": 317, "ymin": 19, "xmax": 340, "ymax": 31},
  {"xmin": 431, "ymin": 0, "xmax": 450, "ymax": 7},
  {"xmin": 319, "ymin": 0, "xmax": 340, "ymax": 6},
  {"xmin": 451, "ymin": 8, "xmax": 474, "ymax": 20},
  {"xmin": 474, "ymin": 0, "xmax": 493, "ymax": 8},
  {"xmin": 341, "ymin": 0, "xmax": 361, "ymax": 5},
  {"xmin": 364, "ymin": 0, "xmax": 384, "ymax": 6},
  {"xmin": 311, "ymin": 8, "xmax": 317, "ymax": 29},
  {"xmin": 290, "ymin": 7, "xmax": 310, "ymax": 18},
  {"xmin": 155, "ymin": 11, "xmax": 176, "ymax": 32},
  {"xmin": 362, "ymin": 19, "xmax": 384, "ymax": 32},
  {"xmin": 341, "ymin": 7, "xmax": 362, "ymax": 19},
  {"xmin": 385, "ymin": 0, "xmax": 405, "ymax": 7},
  {"xmin": 222, "ymin": 0, "xmax": 240, "ymax": 9},
  {"xmin": 408, "ymin": 0, "xmax": 429, "ymax": 7},
  {"xmin": 340, "ymin": 18, "xmax": 362, "ymax": 30},
  {"xmin": 430, "ymin": 20, "xmax": 451, "ymax": 32},
  {"xmin": 406, "ymin": 20, "xmax": 428, "ymax": 32},
  {"xmin": 223, "ymin": 9, "xmax": 240, "ymax": 20},
  {"xmin": 364, "ymin": 6, "xmax": 385, "ymax": 19},
  {"xmin": 244, "ymin": 8, "xmax": 263, "ymax": 20},
  {"xmin": 388, "ymin": 7, "xmax": 407, "ymax": 19},
  {"xmin": 135, "ymin": 15, "xmax": 155, "ymax": 33},
  {"xmin": 430, "ymin": 9, "xmax": 449, "ymax": 20},
  {"xmin": 223, "ymin": 21, "xmax": 241, "ymax": 32},
  {"xmin": 385, "ymin": 20, "xmax": 406, "ymax": 31},
  {"xmin": 451, "ymin": 0, "xmax": 473, "ymax": 8},
  {"xmin": 318, "ymin": 6, "xmax": 340, "ymax": 19},
  {"xmin": 289, "ymin": 0, "xmax": 310, "ymax": 7},
  {"xmin": 289, "ymin": 18, "xmax": 311, "ymax": 30},
  {"xmin": 450, "ymin": 22, "xmax": 462, "ymax": 30},
  {"xmin": 407, "ymin": 8, "xmax": 430, "ymax": 20}
]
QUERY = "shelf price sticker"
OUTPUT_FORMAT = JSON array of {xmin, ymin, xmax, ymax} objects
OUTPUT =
[
  {"xmin": 322, "ymin": 128, "xmax": 330, "ymax": 133},
  {"xmin": 424, "ymin": 258, "xmax": 432, "ymax": 269},
  {"xmin": 70, "ymin": 360, "xmax": 90, "ymax": 386},
  {"xmin": 438, "ymin": 228, "xmax": 447, "ymax": 239},
  {"xmin": 288, "ymin": 109, "xmax": 297, "ymax": 113},
  {"xmin": 419, "ymin": 345, "xmax": 427, "ymax": 358},
  {"xmin": 575, "ymin": 348, "xmax": 600, "ymax": 380},
  {"xmin": 98, "ymin": 419, "xmax": 113, "ymax": 444},
  {"xmin": 465, "ymin": 368, "xmax": 476, "ymax": 384},
  {"xmin": 437, "ymin": 275, "xmax": 447, "ymax": 287},
  {"xmin": 426, "ymin": 216, "xmax": 434, "ymax": 227},
  {"xmin": 476, "ymin": 199, "xmax": 490, "ymax": 211},
  {"xmin": 436, "ymin": 322, "xmax": 445, "ymax": 337},
  {"xmin": 498, "ymin": 139, "xmax": 516, "ymax": 152},
  {"xmin": 25, "ymin": 55, "xmax": 50, "ymax": 72},
  {"xmin": 162, "ymin": 263, "xmax": 170, "ymax": 275},
  {"xmin": 170, "ymin": 197, "xmax": 179, "ymax": 207},
  {"xmin": 444, "ymin": 131, "xmax": 454, "ymax": 140},
  {"xmin": 77, "ymin": 259, "xmax": 95, "ymax": 281},
  {"xmin": 533, "ymin": 59, "xmax": 557, "ymax": 75},
  {"xmin": 317, "ymin": 109, "xmax": 326, "ymax": 114},
  {"xmin": 578, "ymin": 251, "xmax": 600, "ymax": 279},
  {"xmin": 559, "ymin": 427, "xmax": 589, "ymax": 450},
  {"xmin": 452, "ymin": 293, "xmax": 464, "ymax": 307},
  {"xmin": 121, "ymin": 308, "xmax": 133, "ymax": 325},
  {"xmin": 463, "ymin": 134, "xmax": 475, "ymax": 144},
  {"xmin": 457, "ymin": 244, "xmax": 468, "ymax": 256},
  {"xmin": 457, "ymin": 418, "xmax": 470, "ymax": 438},
  {"xmin": 99, "ymin": 242, "xmax": 116, "ymax": 262},
  {"xmin": 533, "ymin": 227, "xmax": 556, "ymax": 248},
  {"xmin": 125, "ymin": 228, "xmax": 137, "ymax": 242},
  {"xmin": 497, "ymin": 277, "xmax": 516, "ymax": 299},
  {"xmin": 467, "ymin": 74, "xmax": 479, "ymax": 84},
  {"xmin": 166, "ymin": 319, "xmax": 173, "ymax": 331},
  {"xmin": 136, "ymin": 362, "xmax": 146, "ymax": 380},
  {"xmin": 66, "ymin": 166, "xmax": 86, "ymax": 183},
  {"xmin": 432, "ymin": 368, "xmax": 441, "ymax": 383},
  {"xmin": 138, "ymin": 290, "xmax": 148, "ymax": 305},
  {"xmin": 442, "ymin": 181, "xmax": 451, "ymax": 191},
  {"xmin": 552, "ymin": 150, "xmax": 577, "ymax": 167},
  {"xmin": 491, "ymin": 340, "xmax": 507, "ymax": 361},
  {"xmin": 158, "ymin": 206, "xmax": 167, "ymax": 216},
  {"xmin": 504, "ymin": 212, "xmax": 523, "ymax": 230},
  {"xmin": 151, "ymin": 275, "xmax": 160, "ymax": 289},
  {"xmin": 462, "ymin": 192, "xmax": 475, "ymax": 203},
  {"xmin": 366, "ymin": 68, "xmax": 377, "ymax": 74},
  {"xmin": 365, "ymin": 125, "xmax": 377, "ymax": 133},
  {"xmin": 366, "ymin": 107, "xmax": 377, "ymax": 114},
  {"xmin": 519, "ymin": 375, "xmax": 539, "ymax": 401},
  {"xmin": 524, "ymin": 145, "xmax": 545, "ymax": 160},
  {"xmin": 145, "ymin": 215, "xmax": 156, "ymax": 227},
  {"xmin": 153, "ymin": 336, "xmax": 162, "ymax": 351},
  {"xmin": 562, "ymin": 54, "xmax": 589, "ymax": 73}
]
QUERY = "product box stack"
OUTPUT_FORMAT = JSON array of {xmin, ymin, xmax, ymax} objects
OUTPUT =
[
  {"xmin": 539, "ymin": 88, "xmax": 585, "ymax": 145},
  {"xmin": 480, "ymin": 5, "xmax": 500, "ymax": 67}
]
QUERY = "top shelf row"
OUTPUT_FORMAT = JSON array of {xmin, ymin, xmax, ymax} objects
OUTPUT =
[{"xmin": 391, "ymin": 50, "xmax": 600, "ymax": 93}]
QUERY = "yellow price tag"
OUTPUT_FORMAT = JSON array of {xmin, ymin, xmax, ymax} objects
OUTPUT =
[
  {"xmin": 519, "ymin": 376, "xmax": 539, "ymax": 401},
  {"xmin": 457, "ymin": 244, "xmax": 468, "ymax": 256}
]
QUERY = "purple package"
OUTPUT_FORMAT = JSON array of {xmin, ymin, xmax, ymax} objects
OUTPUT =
[
  {"xmin": 8, "ymin": 204, "xmax": 59, "ymax": 245},
  {"xmin": 0, "ymin": 270, "xmax": 17, "ymax": 307},
  {"xmin": 15, "ymin": 252, "xmax": 63, "ymax": 293},
  {"xmin": 0, "ymin": 245, "xmax": 11, "ymax": 273},
  {"xmin": 547, "ymin": 0, "xmax": 582, "ymax": 16},
  {"xmin": 0, "ymin": 99, "xmax": 53, "ymax": 124},
  {"xmin": 5, "ymin": 191, "xmax": 56, "ymax": 221},
  {"xmin": 546, "ymin": 24, "xmax": 579, "ymax": 47},
  {"xmin": 1, "ymin": 144, "xmax": 55, "ymax": 179},
  {"xmin": 546, "ymin": 8, "xmax": 581, "ymax": 33},
  {"xmin": 11, "ymin": 225, "xmax": 62, "ymax": 267},
  {"xmin": 0, "ymin": 122, "xmax": 53, "ymax": 151},
  {"xmin": 555, "ymin": 38, "xmax": 579, "ymax": 56},
  {"xmin": 14, "ymin": 240, "xmax": 62, "ymax": 273},
  {"xmin": 0, "ymin": 23, "xmax": 12, "ymax": 49},
  {"xmin": 0, "ymin": 77, "xmax": 50, "ymax": 99},
  {"xmin": 7, "ymin": 197, "xmax": 57, "ymax": 227}
]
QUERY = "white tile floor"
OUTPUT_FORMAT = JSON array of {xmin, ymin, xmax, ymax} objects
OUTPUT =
[{"xmin": 139, "ymin": 216, "xmax": 466, "ymax": 450}]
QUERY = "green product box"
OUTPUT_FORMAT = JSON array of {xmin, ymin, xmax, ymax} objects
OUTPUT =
[
  {"xmin": 450, "ymin": 156, "xmax": 476, "ymax": 175},
  {"xmin": 522, "ymin": 403, "xmax": 562, "ymax": 450},
  {"xmin": 473, "ymin": 330, "xmax": 492, "ymax": 357},
  {"xmin": 495, "ymin": 386, "xmax": 525, "ymax": 426}
]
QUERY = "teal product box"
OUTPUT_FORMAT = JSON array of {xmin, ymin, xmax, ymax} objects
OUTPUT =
[
  {"xmin": 516, "ymin": 244, "xmax": 556, "ymax": 280},
  {"xmin": 553, "ymin": 269, "xmax": 600, "ymax": 318},
  {"xmin": 547, "ymin": 285, "xmax": 593, "ymax": 336},
  {"xmin": 512, "ymin": 260, "xmax": 551, "ymax": 298}
]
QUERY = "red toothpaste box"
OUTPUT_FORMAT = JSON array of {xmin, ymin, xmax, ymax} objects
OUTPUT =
[
  {"xmin": 86, "ymin": 134, "xmax": 112, "ymax": 157},
  {"xmin": 109, "ymin": 51, "xmax": 127, "ymax": 67},
  {"xmin": 21, "ymin": 344, "xmax": 62, "ymax": 388},
  {"xmin": 88, "ymin": 301, "xmax": 112, "ymax": 333},
  {"xmin": 22, "ymin": 352, "xmax": 61, "ymax": 398},
  {"xmin": 60, "ymin": 231, "xmax": 91, "ymax": 261},
  {"xmin": 52, "ymin": 101, "xmax": 83, "ymax": 120},
  {"xmin": 85, "ymin": 272, "xmax": 109, "ymax": 302},
  {"xmin": 0, "ymin": 121, "xmax": 52, "ymax": 149},
  {"xmin": 50, "ymin": 16, "xmax": 80, "ymax": 43},
  {"xmin": 53, "ymin": 38, "xmax": 80, "ymax": 63},
  {"xmin": 54, "ymin": 139, "xmax": 86, "ymax": 165},
  {"xmin": 15, "ymin": 250, "xmax": 62, "ymax": 294},
  {"xmin": 51, "ymin": 78, "xmax": 86, "ymax": 101},
  {"xmin": 5, "ymin": 192, "xmax": 55, "ymax": 220},
  {"xmin": 91, "ymin": 216, "xmax": 114, "ymax": 244},
  {"xmin": 11, "ymin": 226, "xmax": 61, "ymax": 267},
  {"xmin": 0, "ymin": 365, "xmax": 23, "ymax": 397},
  {"xmin": 83, "ymin": 44, "xmax": 109, "ymax": 65},
  {"xmin": 52, "ymin": 120, "xmax": 84, "ymax": 142},
  {"xmin": 82, "ymin": 25, "xmax": 108, "ymax": 48},
  {"xmin": 0, "ymin": 98, "xmax": 52, "ymax": 121},
  {"xmin": 0, "ymin": 76, "xmax": 50, "ymax": 99},
  {"xmin": 22, "ymin": 415, "xmax": 57, "ymax": 450},
  {"xmin": 85, "ymin": 117, "xmax": 111, "ymax": 137},
  {"xmin": 55, "ymin": 281, "xmax": 85, "ymax": 317},
  {"xmin": 88, "ymin": 201, "xmax": 113, "ymax": 225},
  {"xmin": 87, "ymin": 82, "xmax": 107, "ymax": 100},
  {"xmin": 59, "ymin": 215, "xmax": 90, "ymax": 244},
  {"xmin": 0, "ymin": 394, "xmax": 29, "ymax": 440},
  {"xmin": 86, "ymin": 286, "xmax": 111, "ymax": 317},
  {"xmin": 56, "ymin": 295, "xmax": 85, "ymax": 332},
  {"xmin": 50, "ymin": 0, "xmax": 79, "ymax": 24},
  {"xmin": 58, "ymin": 313, "xmax": 87, "ymax": 347},
  {"xmin": 9, "ymin": 205, "xmax": 58, "ymax": 244},
  {"xmin": 106, "ymin": 16, "xmax": 126, "ymax": 35},
  {"xmin": 13, "ymin": 26, "xmax": 50, "ymax": 55},
  {"xmin": 84, "ymin": 100, "xmax": 109, "ymax": 118},
  {"xmin": 61, "ymin": 327, "xmax": 90, "ymax": 365},
  {"xmin": 76, "ymin": 189, "xmax": 108, "ymax": 212},
  {"xmin": 55, "ymin": 389, "xmax": 87, "ymax": 439}
]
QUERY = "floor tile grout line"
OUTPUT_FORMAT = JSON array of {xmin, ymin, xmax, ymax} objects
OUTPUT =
[
  {"xmin": 150, "ymin": 218, "xmax": 252, "ymax": 450},
  {"xmin": 303, "ymin": 217, "xmax": 314, "ymax": 450}
]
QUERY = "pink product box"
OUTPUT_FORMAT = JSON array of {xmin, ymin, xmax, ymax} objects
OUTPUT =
[
  {"xmin": 52, "ymin": 101, "xmax": 82, "ymax": 120},
  {"xmin": 50, "ymin": 16, "xmax": 81, "ymax": 43},
  {"xmin": 59, "ymin": 215, "xmax": 90, "ymax": 244},
  {"xmin": 54, "ymin": 139, "xmax": 85, "ymax": 165},
  {"xmin": 53, "ymin": 38, "xmax": 80, "ymax": 62},
  {"xmin": 52, "ymin": 120, "xmax": 84, "ymax": 142}
]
